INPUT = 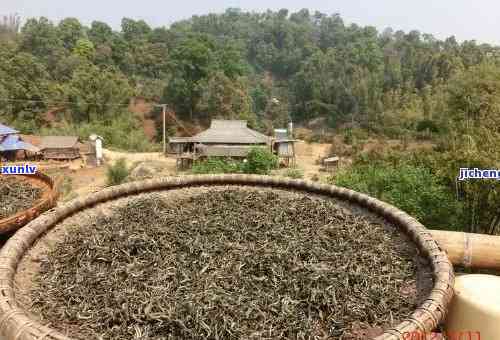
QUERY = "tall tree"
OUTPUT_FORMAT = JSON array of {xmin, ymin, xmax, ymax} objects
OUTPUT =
[
  {"xmin": 67, "ymin": 63, "xmax": 133, "ymax": 123},
  {"xmin": 165, "ymin": 35, "xmax": 217, "ymax": 119},
  {"xmin": 57, "ymin": 17, "xmax": 85, "ymax": 51}
]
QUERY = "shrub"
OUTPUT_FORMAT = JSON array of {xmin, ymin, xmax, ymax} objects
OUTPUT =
[
  {"xmin": 343, "ymin": 130, "xmax": 354, "ymax": 145},
  {"xmin": 192, "ymin": 148, "xmax": 278, "ymax": 176},
  {"xmin": 243, "ymin": 147, "xmax": 278, "ymax": 175},
  {"xmin": 284, "ymin": 168, "xmax": 304, "ymax": 179},
  {"xmin": 192, "ymin": 158, "xmax": 243, "ymax": 175},
  {"xmin": 416, "ymin": 119, "xmax": 441, "ymax": 134},
  {"xmin": 59, "ymin": 175, "xmax": 77, "ymax": 202},
  {"xmin": 39, "ymin": 112, "xmax": 159, "ymax": 152},
  {"xmin": 106, "ymin": 158, "xmax": 130, "ymax": 186},
  {"xmin": 331, "ymin": 164, "xmax": 464, "ymax": 230}
]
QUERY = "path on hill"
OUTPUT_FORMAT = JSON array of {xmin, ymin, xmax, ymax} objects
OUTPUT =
[{"xmin": 294, "ymin": 142, "xmax": 331, "ymax": 180}]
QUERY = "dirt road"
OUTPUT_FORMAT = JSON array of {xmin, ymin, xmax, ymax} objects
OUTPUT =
[
  {"xmin": 294, "ymin": 142, "xmax": 331, "ymax": 179},
  {"xmin": 103, "ymin": 149, "xmax": 175, "ymax": 167}
]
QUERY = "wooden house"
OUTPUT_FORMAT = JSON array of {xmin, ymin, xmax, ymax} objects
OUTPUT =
[
  {"xmin": 168, "ymin": 120, "xmax": 271, "ymax": 169},
  {"xmin": 168, "ymin": 137, "xmax": 193, "ymax": 155},
  {"xmin": 323, "ymin": 156, "xmax": 340, "ymax": 172},
  {"xmin": 39, "ymin": 136, "xmax": 81, "ymax": 160}
]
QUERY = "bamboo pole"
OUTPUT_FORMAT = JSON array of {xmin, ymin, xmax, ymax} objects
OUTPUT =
[{"xmin": 430, "ymin": 230, "xmax": 500, "ymax": 270}]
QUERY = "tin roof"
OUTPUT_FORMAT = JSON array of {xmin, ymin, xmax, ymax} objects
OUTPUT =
[
  {"xmin": 39, "ymin": 136, "xmax": 79, "ymax": 150},
  {"xmin": 0, "ymin": 134, "xmax": 39, "ymax": 152},
  {"xmin": 274, "ymin": 129, "xmax": 289, "ymax": 140},
  {"xmin": 324, "ymin": 156, "xmax": 340, "ymax": 163},
  {"xmin": 191, "ymin": 120, "xmax": 269, "ymax": 145},
  {"xmin": 19, "ymin": 135, "xmax": 42, "ymax": 147},
  {"xmin": 0, "ymin": 123, "xmax": 18, "ymax": 136},
  {"xmin": 273, "ymin": 128, "xmax": 297, "ymax": 143},
  {"xmin": 169, "ymin": 137, "xmax": 193, "ymax": 143}
]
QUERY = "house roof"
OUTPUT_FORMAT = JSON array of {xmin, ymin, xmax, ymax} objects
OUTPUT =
[
  {"xmin": 39, "ymin": 136, "xmax": 79, "ymax": 150},
  {"xmin": 324, "ymin": 156, "xmax": 340, "ymax": 163},
  {"xmin": 169, "ymin": 137, "xmax": 193, "ymax": 144},
  {"xmin": 20, "ymin": 135, "xmax": 42, "ymax": 147},
  {"xmin": 191, "ymin": 120, "xmax": 269, "ymax": 144},
  {"xmin": 273, "ymin": 128, "xmax": 298, "ymax": 143},
  {"xmin": 0, "ymin": 123, "xmax": 18, "ymax": 136},
  {"xmin": 78, "ymin": 141, "xmax": 92, "ymax": 154},
  {"xmin": 0, "ymin": 134, "xmax": 39, "ymax": 152},
  {"xmin": 274, "ymin": 129, "xmax": 289, "ymax": 140}
]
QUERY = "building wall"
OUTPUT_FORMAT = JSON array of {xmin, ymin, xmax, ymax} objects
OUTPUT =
[
  {"xmin": 42, "ymin": 148, "xmax": 80, "ymax": 160},
  {"xmin": 277, "ymin": 142, "xmax": 295, "ymax": 157}
]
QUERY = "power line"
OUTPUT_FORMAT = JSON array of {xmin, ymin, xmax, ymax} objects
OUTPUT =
[{"xmin": 0, "ymin": 97, "xmax": 135, "ymax": 107}]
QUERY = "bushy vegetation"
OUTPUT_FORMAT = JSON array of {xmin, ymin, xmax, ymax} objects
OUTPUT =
[
  {"xmin": 39, "ymin": 113, "xmax": 157, "ymax": 152},
  {"xmin": 106, "ymin": 158, "xmax": 129, "ymax": 186},
  {"xmin": 192, "ymin": 158, "xmax": 244, "ymax": 175},
  {"xmin": 1, "ymin": 10, "xmax": 500, "ymax": 233},
  {"xmin": 2, "ymin": 10, "xmax": 499, "ymax": 139},
  {"xmin": 332, "ymin": 162, "xmax": 464, "ymax": 230},
  {"xmin": 283, "ymin": 168, "xmax": 304, "ymax": 179},
  {"xmin": 192, "ymin": 147, "xmax": 278, "ymax": 175},
  {"xmin": 242, "ymin": 147, "xmax": 278, "ymax": 175}
]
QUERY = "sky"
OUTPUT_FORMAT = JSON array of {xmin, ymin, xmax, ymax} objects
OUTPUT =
[{"xmin": 2, "ymin": 0, "xmax": 500, "ymax": 45}]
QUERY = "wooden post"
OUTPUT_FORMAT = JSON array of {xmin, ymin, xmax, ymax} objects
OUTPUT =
[
  {"xmin": 154, "ymin": 104, "xmax": 168, "ymax": 156},
  {"xmin": 162, "ymin": 105, "xmax": 166, "ymax": 155},
  {"xmin": 430, "ymin": 230, "xmax": 500, "ymax": 270}
]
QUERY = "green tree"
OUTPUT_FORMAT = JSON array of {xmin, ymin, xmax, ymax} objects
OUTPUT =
[
  {"xmin": 198, "ymin": 72, "xmax": 255, "ymax": 123},
  {"xmin": 88, "ymin": 21, "xmax": 113, "ymax": 45},
  {"xmin": 243, "ymin": 147, "xmax": 278, "ymax": 175},
  {"xmin": 441, "ymin": 62, "xmax": 500, "ymax": 233},
  {"xmin": 165, "ymin": 35, "xmax": 217, "ymax": 119},
  {"xmin": 67, "ymin": 63, "xmax": 133, "ymax": 123},
  {"xmin": 73, "ymin": 39, "xmax": 95, "ymax": 60},
  {"xmin": 0, "ymin": 52, "xmax": 52, "ymax": 123},
  {"xmin": 121, "ymin": 18, "xmax": 151, "ymax": 41},
  {"xmin": 57, "ymin": 18, "xmax": 85, "ymax": 51},
  {"xmin": 20, "ymin": 17, "xmax": 62, "ymax": 61},
  {"xmin": 333, "ymin": 164, "xmax": 464, "ymax": 230}
]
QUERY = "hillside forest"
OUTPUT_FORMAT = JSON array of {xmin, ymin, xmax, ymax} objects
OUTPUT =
[{"xmin": 1, "ymin": 9, "xmax": 500, "ymax": 234}]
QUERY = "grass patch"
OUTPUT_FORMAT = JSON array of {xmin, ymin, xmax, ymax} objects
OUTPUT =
[{"xmin": 106, "ymin": 158, "xmax": 130, "ymax": 186}]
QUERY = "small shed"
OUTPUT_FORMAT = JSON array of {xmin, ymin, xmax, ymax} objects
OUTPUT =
[
  {"xmin": 0, "ymin": 123, "xmax": 18, "ymax": 138},
  {"xmin": 39, "ymin": 136, "xmax": 80, "ymax": 160},
  {"xmin": 324, "ymin": 156, "xmax": 340, "ymax": 172},
  {"xmin": 0, "ymin": 135, "xmax": 39, "ymax": 161},
  {"xmin": 0, "ymin": 126, "xmax": 39, "ymax": 161},
  {"xmin": 168, "ymin": 137, "xmax": 193, "ymax": 155},
  {"xmin": 273, "ymin": 129, "xmax": 297, "ymax": 167}
]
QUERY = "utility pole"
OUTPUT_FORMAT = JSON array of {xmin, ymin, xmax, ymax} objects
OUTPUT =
[{"xmin": 155, "ymin": 104, "xmax": 168, "ymax": 155}]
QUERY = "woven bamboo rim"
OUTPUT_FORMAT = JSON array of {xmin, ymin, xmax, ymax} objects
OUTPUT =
[
  {"xmin": 0, "ymin": 172, "xmax": 59, "ymax": 235},
  {"xmin": 0, "ymin": 175, "xmax": 454, "ymax": 340}
]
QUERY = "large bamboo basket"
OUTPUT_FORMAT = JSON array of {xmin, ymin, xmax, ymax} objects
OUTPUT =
[
  {"xmin": 0, "ymin": 172, "xmax": 59, "ymax": 235},
  {"xmin": 0, "ymin": 175, "xmax": 454, "ymax": 340}
]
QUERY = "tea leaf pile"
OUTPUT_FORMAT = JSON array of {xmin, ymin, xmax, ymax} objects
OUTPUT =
[
  {"xmin": 30, "ymin": 187, "xmax": 430, "ymax": 339},
  {"xmin": 0, "ymin": 176, "xmax": 42, "ymax": 219}
]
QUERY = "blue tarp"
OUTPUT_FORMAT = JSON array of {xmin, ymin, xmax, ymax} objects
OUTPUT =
[
  {"xmin": 0, "ymin": 123, "xmax": 18, "ymax": 136},
  {"xmin": 0, "ymin": 134, "xmax": 39, "ymax": 152}
]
